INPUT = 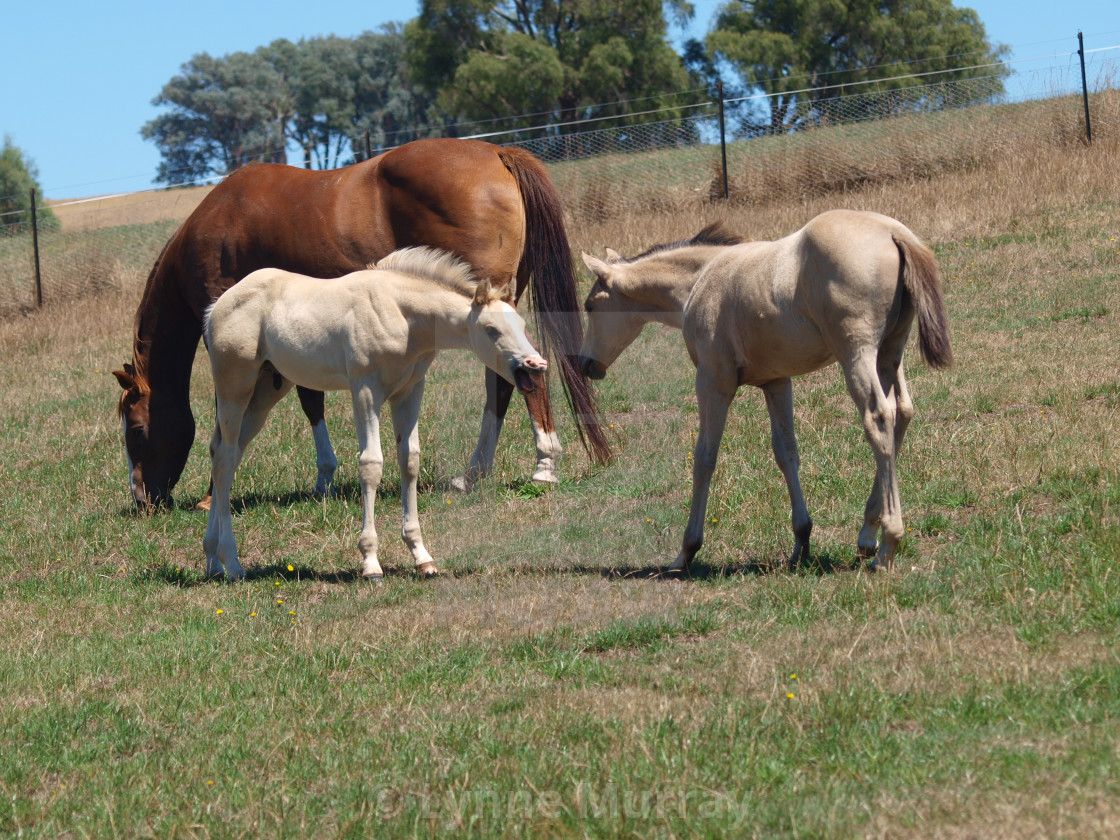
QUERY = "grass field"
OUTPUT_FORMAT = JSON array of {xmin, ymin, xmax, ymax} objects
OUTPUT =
[{"xmin": 0, "ymin": 130, "xmax": 1118, "ymax": 838}]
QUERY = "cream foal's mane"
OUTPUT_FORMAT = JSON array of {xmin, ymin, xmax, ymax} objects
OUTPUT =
[{"xmin": 374, "ymin": 247, "xmax": 504, "ymax": 302}]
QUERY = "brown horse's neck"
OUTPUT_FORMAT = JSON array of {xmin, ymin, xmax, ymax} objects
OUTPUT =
[{"xmin": 131, "ymin": 255, "xmax": 204, "ymax": 408}]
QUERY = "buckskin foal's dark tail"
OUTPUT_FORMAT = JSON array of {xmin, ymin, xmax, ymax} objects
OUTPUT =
[{"xmin": 894, "ymin": 231, "xmax": 953, "ymax": 370}]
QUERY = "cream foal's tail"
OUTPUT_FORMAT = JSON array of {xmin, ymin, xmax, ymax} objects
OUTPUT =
[{"xmin": 893, "ymin": 230, "xmax": 953, "ymax": 369}]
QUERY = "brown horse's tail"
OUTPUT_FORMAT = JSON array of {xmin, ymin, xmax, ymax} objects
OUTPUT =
[
  {"xmin": 894, "ymin": 230, "xmax": 953, "ymax": 369},
  {"xmin": 497, "ymin": 147, "xmax": 613, "ymax": 465}
]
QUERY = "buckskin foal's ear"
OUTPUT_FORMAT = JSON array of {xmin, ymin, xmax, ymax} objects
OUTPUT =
[
  {"xmin": 581, "ymin": 252, "xmax": 613, "ymax": 281},
  {"xmin": 604, "ymin": 248, "xmax": 623, "ymax": 263}
]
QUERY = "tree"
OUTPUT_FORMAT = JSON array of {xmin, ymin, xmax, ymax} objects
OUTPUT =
[
  {"xmin": 348, "ymin": 26, "xmax": 437, "ymax": 152},
  {"xmin": 284, "ymin": 27, "xmax": 435, "ymax": 168},
  {"xmin": 285, "ymin": 35, "xmax": 358, "ymax": 170},
  {"xmin": 707, "ymin": 0, "xmax": 1010, "ymax": 134},
  {"xmin": 405, "ymin": 0, "xmax": 697, "ymax": 132},
  {"xmin": 141, "ymin": 49, "xmax": 292, "ymax": 184},
  {"xmin": 0, "ymin": 136, "xmax": 58, "ymax": 232},
  {"xmin": 143, "ymin": 27, "xmax": 431, "ymax": 185}
]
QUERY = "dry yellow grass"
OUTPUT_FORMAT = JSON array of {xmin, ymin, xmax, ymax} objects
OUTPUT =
[
  {"xmin": 1, "ymin": 114, "xmax": 1118, "ymax": 838},
  {"xmin": 47, "ymin": 184, "xmax": 213, "ymax": 233}
]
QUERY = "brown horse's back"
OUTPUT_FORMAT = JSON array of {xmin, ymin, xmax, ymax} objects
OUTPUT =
[
  {"xmin": 162, "ymin": 164, "xmax": 384, "ymax": 319},
  {"xmin": 354, "ymin": 139, "xmax": 527, "ymax": 288}
]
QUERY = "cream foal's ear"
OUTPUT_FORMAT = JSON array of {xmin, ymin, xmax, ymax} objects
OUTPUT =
[
  {"xmin": 473, "ymin": 276, "xmax": 493, "ymax": 306},
  {"xmin": 604, "ymin": 248, "xmax": 622, "ymax": 263}
]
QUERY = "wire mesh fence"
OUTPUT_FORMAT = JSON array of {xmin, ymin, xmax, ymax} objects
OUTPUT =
[{"xmin": 1, "ymin": 46, "xmax": 1116, "ymax": 318}]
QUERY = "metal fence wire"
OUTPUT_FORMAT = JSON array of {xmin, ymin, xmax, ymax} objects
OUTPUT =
[{"xmin": 1, "ymin": 48, "xmax": 1116, "ymax": 316}]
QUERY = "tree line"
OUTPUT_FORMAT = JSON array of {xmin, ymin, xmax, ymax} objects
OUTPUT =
[{"xmin": 139, "ymin": 0, "xmax": 1009, "ymax": 185}]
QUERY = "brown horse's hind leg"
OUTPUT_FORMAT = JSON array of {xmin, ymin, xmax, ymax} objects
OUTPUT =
[
  {"xmin": 523, "ymin": 372, "xmax": 562, "ymax": 485},
  {"xmin": 453, "ymin": 368, "xmax": 563, "ymax": 492},
  {"xmin": 452, "ymin": 368, "xmax": 516, "ymax": 492}
]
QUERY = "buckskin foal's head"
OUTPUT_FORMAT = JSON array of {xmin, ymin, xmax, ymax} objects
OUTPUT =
[{"xmin": 113, "ymin": 362, "xmax": 194, "ymax": 509}]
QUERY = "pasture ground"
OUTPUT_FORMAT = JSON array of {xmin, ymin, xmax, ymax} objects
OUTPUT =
[{"xmin": 1, "ymin": 138, "xmax": 1119, "ymax": 838}]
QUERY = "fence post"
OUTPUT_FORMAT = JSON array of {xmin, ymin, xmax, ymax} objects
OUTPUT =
[
  {"xmin": 1078, "ymin": 31, "xmax": 1093, "ymax": 145},
  {"xmin": 30, "ymin": 188, "xmax": 43, "ymax": 309},
  {"xmin": 717, "ymin": 81, "xmax": 729, "ymax": 200}
]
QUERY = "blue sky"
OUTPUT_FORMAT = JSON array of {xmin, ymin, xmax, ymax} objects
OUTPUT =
[{"xmin": 3, "ymin": 1, "xmax": 1117, "ymax": 199}]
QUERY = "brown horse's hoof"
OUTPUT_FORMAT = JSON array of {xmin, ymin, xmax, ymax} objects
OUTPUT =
[
  {"xmin": 195, "ymin": 495, "xmax": 212, "ymax": 512},
  {"xmin": 416, "ymin": 561, "xmax": 440, "ymax": 579}
]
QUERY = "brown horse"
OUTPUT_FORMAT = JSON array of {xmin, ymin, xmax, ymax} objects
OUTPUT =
[{"xmin": 113, "ymin": 138, "xmax": 611, "ymax": 508}]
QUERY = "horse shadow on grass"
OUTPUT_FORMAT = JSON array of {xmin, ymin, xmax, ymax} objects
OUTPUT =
[{"xmin": 144, "ymin": 548, "xmax": 863, "ymax": 589}]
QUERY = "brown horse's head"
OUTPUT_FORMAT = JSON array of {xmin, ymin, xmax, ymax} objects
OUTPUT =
[{"xmin": 112, "ymin": 364, "xmax": 194, "ymax": 509}]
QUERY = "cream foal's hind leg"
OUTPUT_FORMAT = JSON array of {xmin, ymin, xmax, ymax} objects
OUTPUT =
[
  {"xmin": 203, "ymin": 419, "xmax": 243, "ymax": 581},
  {"xmin": 203, "ymin": 370, "xmax": 293, "ymax": 580}
]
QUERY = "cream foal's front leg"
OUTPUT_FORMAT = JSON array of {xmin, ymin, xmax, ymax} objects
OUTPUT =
[
  {"xmin": 350, "ymin": 381, "xmax": 386, "ymax": 580},
  {"xmin": 391, "ymin": 382, "xmax": 438, "ymax": 577}
]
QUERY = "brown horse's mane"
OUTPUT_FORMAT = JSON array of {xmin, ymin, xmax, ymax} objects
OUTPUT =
[
  {"xmin": 624, "ymin": 223, "xmax": 745, "ymax": 263},
  {"xmin": 115, "ymin": 238, "xmax": 172, "ymax": 416}
]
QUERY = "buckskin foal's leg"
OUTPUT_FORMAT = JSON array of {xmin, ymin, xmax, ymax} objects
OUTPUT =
[
  {"xmin": 856, "ymin": 347, "xmax": 914, "ymax": 566},
  {"xmin": 843, "ymin": 347, "xmax": 905, "ymax": 571},
  {"xmin": 669, "ymin": 370, "xmax": 736, "ymax": 574},
  {"xmin": 761, "ymin": 378, "xmax": 813, "ymax": 569}
]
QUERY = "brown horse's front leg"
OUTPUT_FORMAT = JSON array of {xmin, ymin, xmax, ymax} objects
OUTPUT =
[{"xmin": 296, "ymin": 386, "xmax": 338, "ymax": 497}]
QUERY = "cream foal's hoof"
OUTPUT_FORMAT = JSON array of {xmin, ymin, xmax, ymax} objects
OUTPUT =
[{"xmin": 416, "ymin": 561, "xmax": 440, "ymax": 579}]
